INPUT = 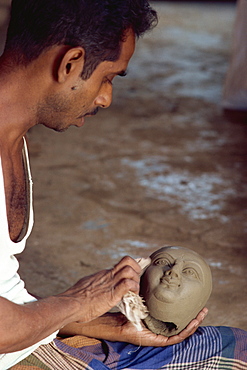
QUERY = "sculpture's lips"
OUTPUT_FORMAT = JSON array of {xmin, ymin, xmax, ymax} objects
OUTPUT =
[{"xmin": 160, "ymin": 277, "xmax": 180, "ymax": 288}]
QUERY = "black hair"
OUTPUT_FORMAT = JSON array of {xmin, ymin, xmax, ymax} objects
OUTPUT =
[{"xmin": 4, "ymin": 0, "xmax": 157, "ymax": 79}]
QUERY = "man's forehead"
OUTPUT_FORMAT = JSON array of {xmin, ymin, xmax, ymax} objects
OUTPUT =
[
  {"xmin": 95, "ymin": 29, "xmax": 135, "ymax": 75},
  {"xmin": 117, "ymin": 28, "xmax": 136, "ymax": 64}
]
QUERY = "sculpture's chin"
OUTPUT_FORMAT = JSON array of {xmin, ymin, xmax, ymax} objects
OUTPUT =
[{"xmin": 143, "ymin": 314, "xmax": 178, "ymax": 337}]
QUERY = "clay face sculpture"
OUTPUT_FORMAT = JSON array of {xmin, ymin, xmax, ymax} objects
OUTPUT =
[{"xmin": 140, "ymin": 246, "xmax": 212, "ymax": 336}]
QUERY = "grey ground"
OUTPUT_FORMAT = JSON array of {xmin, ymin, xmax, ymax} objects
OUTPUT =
[{"xmin": 0, "ymin": 1, "xmax": 246, "ymax": 331}]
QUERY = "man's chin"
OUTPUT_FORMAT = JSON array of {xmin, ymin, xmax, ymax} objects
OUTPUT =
[
  {"xmin": 38, "ymin": 121, "xmax": 68, "ymax": 133},
  {"xmin": 54, "ymin": 127, "xmax": 69, "ymax": 133}
]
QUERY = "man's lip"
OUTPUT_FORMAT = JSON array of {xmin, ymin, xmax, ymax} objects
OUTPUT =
[
  {"xmin": 85, "ymin": 108, "xmax": 99, "ymax": 117},
  {"xmin": 76, "ymin": 108, "xmax": 98, "ymax": 126},
  {"xmin": 76, "ymin": 117, "xmax": 85, "ymax": 127}
]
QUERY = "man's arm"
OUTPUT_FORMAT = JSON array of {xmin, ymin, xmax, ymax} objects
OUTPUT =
[
  {"xmin": 0, "ymin": 256, "xmax": 140, "ymax": 354},
  {"xmin": 59, "ymin": 308, "xmax": 208, "ymax": 347}
]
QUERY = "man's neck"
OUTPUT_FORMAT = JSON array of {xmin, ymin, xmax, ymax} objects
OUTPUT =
[{"xmin": 0, "ymin": 72, "xmax": 36, "ymax": 150}]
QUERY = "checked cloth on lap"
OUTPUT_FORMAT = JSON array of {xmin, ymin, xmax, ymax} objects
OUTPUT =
[{"xmin": 10, "ymin": 326, "xmax": 247, "ymax": 370}]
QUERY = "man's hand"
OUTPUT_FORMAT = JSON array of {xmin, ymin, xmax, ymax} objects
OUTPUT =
[
  {"xmin": 0, "ymin": 256, "xmax": 141, "ymax": 354},
  {"xmin": 59, "ymin": 308, "xmax": 208, "ymax": 347},
  {"xmin": 57, "ymin": 256, "xmax": 141, "ymax": 323},
  {"xmin": 125, "ymin": 308, "xmax": 208, "ymax": 346}
]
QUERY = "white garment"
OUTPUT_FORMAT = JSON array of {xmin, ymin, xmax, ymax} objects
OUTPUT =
[
  {"xmin": 116, "ymin": 258, "xmax": 151, "ymax": 331},
  {"xmin": 0, "ymin": 139, "xmax": 57, "ymax": 370}
]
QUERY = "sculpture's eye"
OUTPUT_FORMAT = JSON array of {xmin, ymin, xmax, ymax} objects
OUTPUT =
[
  {"xmin": 182, "ymin": 267, "xmax": 199, "ymax": 279},
  {"xmin": 154, "ymin": 258, "xmax": 171, "ymax": 266}
]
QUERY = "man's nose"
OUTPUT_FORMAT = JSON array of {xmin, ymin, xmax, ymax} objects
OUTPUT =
[{"xmin": 94, "ymin": 83, "xmax": 113, "ymax": 109}]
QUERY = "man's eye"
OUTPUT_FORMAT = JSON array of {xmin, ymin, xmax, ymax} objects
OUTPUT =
[{"xmin": 183, "ymin": 268, "xmax": 198, "ymax": 278}]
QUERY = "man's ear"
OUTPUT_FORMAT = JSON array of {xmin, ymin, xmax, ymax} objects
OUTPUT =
[{"xmin": 57, "ymin": 47, "xmax": 85, "ymax": 84}]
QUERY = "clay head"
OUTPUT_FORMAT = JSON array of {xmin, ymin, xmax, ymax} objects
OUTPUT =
[{"xmin": 140, "ymin": 246, "xmax": 212, "ymax": 336}]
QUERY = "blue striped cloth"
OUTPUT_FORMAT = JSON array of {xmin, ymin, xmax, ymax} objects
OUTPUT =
[{"xmin": 53, "ymin": 326, "xmax": 247, "ymax": 369}]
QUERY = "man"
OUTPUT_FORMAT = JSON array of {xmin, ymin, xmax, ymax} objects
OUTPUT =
[{"xmin": 0, "ymin": 1, "xmax": 207, "ymax": 368}]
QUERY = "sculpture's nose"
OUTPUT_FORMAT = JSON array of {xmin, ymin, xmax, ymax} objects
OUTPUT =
[{"xmin": 164, "ymin": 258, "xmax": 183, "ymax": 280}]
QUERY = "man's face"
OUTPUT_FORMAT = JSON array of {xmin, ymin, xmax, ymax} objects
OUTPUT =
[
  {"xmin": 140, "ymin": 246, "xmax": 212, "ymax": 328},
  {"xmin": 38, "ymin": 28, "xmax": 135, "ymax": 132}
]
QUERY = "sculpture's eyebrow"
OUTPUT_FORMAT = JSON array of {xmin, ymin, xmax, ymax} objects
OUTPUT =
[
  {"xmin": 183, "ymin": 260, "xmax": 204, "ymax": 281},
  {"xmin": 152, "ymin": 253, "xmax": 174, "ymax": 265}
]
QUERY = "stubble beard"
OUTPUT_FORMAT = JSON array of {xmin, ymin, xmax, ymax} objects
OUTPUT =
[{"xmin": 36, "ymin": 93, "xmax": 73, "ymax": 132}]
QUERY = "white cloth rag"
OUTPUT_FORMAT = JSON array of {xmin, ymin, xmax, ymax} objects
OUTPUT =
[{"xmin": 117, "ymin": 257, "xmax": 151, "ymax": 331}]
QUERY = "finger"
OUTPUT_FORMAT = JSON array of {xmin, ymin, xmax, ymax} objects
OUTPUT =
[
  {"xmin": 113, "ymin": 256, "xmax": 141, "ymax": 276},
  {"xmin": 184, "ymin": 307, "xmax": 208, "ymax": 333},
  {"xmin": 112, "ymin": 282, "xmax": 139, "ymax": 304},
  {"xmin": 195, "ymin": 307, "xmax": 208, "ymax": 323},
  {"xmin": 135, "ymin": 257, "xmax": 151, "ymax": 271},
  {"xmin": 113, "ymin": 271, "xmax": 140, "ymax": 297},
  {"xmin": 164, "ymin": 308, "xmax": 209, "ymax": 346},
  {"xmin": 114, "ymin": 263, "xmax": 141, "ymax": 286},
  {"xmin": 110, "ymin": 257, "xmax": 142, "ymax": 294}
]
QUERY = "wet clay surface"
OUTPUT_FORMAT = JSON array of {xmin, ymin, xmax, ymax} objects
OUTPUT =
[{"xmin": 1, "ymin": 2, "xmax": 247, "ymax": 330}]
